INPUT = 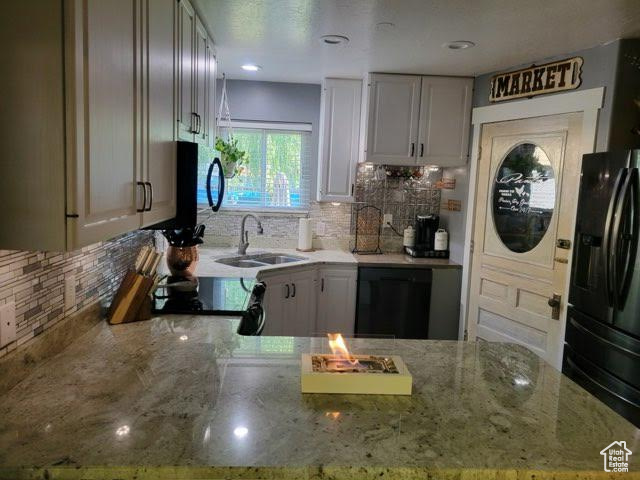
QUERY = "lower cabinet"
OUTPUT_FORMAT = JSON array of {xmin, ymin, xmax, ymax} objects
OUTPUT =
[
  {"xmin": 260, "ymin": 268, "xmax": 317, "ymax": 336},
  {"xmin": 259, "ymin": 264, "xmax": 357, "ymax": 337},
  {"xmin": 315, "ymin": 266, "xmax": 357, "ymax": 335}
]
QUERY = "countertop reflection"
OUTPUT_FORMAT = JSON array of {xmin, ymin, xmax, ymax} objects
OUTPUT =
[{"xmin": 0, "ymin": 315, "xmax": 637, "ymax": 478}]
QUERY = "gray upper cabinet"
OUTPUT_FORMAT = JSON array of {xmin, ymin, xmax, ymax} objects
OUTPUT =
[
  {"xmin": 417, "ymin": 76, "xmax": 473, "ymax": 167},
  {"xmin": 206, "ymin": 43, "xmax": 217, "ymax": 148},
  {"xmin": 177, "ymin": 0, "xmax": 216, "ymax": 145},
  {"xmin": 0, "ymin": 0, "xmax": 181, "ymax": 251},
  {"xmin": 317, "ymin": 78, "xmax": 362, "ymax": 202},
  {"xmin": 142, "ymin": 0, "xmax": 177, "ymax": 227},
  {"xmin": 194, "ymin": 16, "xmax": 209, "ymax": 144},
  {"xmin": 176, "ymin": 0, "xmax": 196, "ymax": 141},
  {"xmin": 66, "ymin": 0, "xmax": 142, "ymax": 248},
  {"xmin": 366, "ymin": 74, "xmax": 421, "ymax": 165},
  {"xmin": 365, "ymin": 73, "xmax": 473, "ymax": 167}
]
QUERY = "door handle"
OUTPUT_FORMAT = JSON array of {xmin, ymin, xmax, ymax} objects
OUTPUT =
[
  {"xmin": 548, "ymin": 294, "xmax": 561, "ymax": 320},
  {"xmin": 321, "ymin": 278, "xmax": 324, "ymax": 292},
  {"xmin": 410, "ymin": 142, "xmax": 415, "ymax": 157},
  {"xmin": 603, "ymin": 169, "xmax": 627, "ymax": 307},
  {"xmin": 285, "ymin": 284, "xmax": 290, "ymax": 299},
  {"xmin": 611, "ymin": 168, "xmax": 639, "ymax": 309},
  {"xmin": 144, "ymin": 182, "xmax": 153, "ymax": 211},
  {"xmin": 420, "ymin": 143, "xmax": 424, "ymax": 157},
  {"xmin": 291, "ymin": 283, "xmax": 296, "ymax": 298},
  {"xmin": 136, "ymin": 181, "xmax": 146, "ymax": 212}
]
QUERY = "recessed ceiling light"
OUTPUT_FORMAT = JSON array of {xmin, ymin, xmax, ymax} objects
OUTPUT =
[
  {"xmin": 320, "ymin": 35, "xmax": 349, "ymax": 46},
  {"xmin": 241, "ymin": 64, "xmax": 262, "ymax": 72},
  {"xmin": 443, "ymin": 40, "xmax": 476, "ymax": 50}
]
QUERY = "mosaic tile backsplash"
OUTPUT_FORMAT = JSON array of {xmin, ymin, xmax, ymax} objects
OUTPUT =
[
  {"xmin": 0, "ymin": 231, "xmax": 152, "ymax": 359},
  {"xmin": 198, "ymin": 165, "xmax": 443, "ymax": 252}
]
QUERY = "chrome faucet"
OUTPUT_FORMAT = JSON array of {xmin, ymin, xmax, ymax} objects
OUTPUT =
[{"xmin": 238, "ymin": 213, "xmax": 263, "ymax": 255}]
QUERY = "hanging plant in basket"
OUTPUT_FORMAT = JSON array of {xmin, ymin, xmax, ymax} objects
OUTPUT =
[{"xmin": 215, "ymin": 137, "xmax": 248, "ymax": 178}]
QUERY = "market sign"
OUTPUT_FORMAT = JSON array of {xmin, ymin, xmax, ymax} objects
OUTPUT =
[{"xmin": 489, "ymin": 57, "xmax": 583, "ymax": 103}]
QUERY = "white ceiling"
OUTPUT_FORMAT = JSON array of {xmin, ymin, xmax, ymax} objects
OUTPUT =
[{"xmin": 193, "ymin": 0, "xmax": 640, "ymax": 84}]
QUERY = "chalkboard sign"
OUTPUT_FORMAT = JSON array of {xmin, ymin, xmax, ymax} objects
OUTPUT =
[{"xmin": 492, "ymin": 143, "xmax": 555, "ymax": 253}]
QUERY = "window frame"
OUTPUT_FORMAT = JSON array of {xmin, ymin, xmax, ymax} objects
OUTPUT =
[{"xmin": 211, "ymin": 121, "xmax": 313, "ymax": 214}]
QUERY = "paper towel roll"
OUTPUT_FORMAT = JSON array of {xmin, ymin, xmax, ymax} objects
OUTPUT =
[{"xmin": 298, "ymin": 218, "xmax": 313, "ymax": 251}]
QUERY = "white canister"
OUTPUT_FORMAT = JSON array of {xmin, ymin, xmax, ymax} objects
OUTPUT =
[
  {"xmin": 403, "ymin": 226, "xmax": 415, "ymax": 247},
  {"xmin": 434, "ymin": 229, "xmax": 448, "ymax": 251}
]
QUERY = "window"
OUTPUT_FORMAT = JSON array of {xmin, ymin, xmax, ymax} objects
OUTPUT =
[{"xmin": 204, "ymin": 122, "xmax": 312, "ymax": 212}]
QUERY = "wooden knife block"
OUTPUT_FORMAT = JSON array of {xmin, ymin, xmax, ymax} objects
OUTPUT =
[{"xmin": 107, "ymin": 270, "xmax": 155, "ymax": 325}]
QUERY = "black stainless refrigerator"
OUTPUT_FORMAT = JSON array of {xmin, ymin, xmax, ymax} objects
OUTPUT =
[{"xmin": 564, "ymin": 150, "xmax": 640, "ymax": 427}]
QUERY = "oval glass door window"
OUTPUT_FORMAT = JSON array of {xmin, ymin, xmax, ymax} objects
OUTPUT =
[{"xmin": 492, "ymin": 143, "xmax": 556, "ymax": 253}]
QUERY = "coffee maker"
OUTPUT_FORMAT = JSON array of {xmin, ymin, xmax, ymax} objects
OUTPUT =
[{"xmin": 405, "ymin": 214, "xmax": 448, "ymax": 258}]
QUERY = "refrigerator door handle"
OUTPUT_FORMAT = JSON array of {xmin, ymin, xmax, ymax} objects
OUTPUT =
[
  {"xmin": 611, "ymin": 168, "xmax": 639, "ymax": 309},
  {"xmin": 603, "ymin": 168, "xmax": 627, "ymax": 308}
]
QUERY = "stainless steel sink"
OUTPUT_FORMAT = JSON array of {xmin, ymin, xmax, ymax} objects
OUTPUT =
[
  {"xmin": 215, "ymin": 252, "xmax": 307, "ymax": 268},
  {"xmin": 257, "ymin": 254, "xmax": 307, "ymax": 265}
]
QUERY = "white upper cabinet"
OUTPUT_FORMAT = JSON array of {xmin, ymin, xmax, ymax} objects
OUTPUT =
[
  {"xmin": 317, "ymin": 78, "xmax": 362, "ymax": 202},
  {"xmin": 141, "ymin": 0, "xmax": 177, "ymax": 227},
  {"xmin": 365, "ymin": 74, "xmax": 421, "ymax": 165},
  {"xmin": 417, "ymin": 76, "xmax": 473, "ymax": 166},
  {"xmin": 66, "ymin": 0, "xmax": 142, "ymax": 248},
  {"xmin": 365, "ymin": 74, "xmax": 473, "ymax": 167}
]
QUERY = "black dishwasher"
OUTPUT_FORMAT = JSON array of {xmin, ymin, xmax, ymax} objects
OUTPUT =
[{"xmin": 355, "ymin": 267, "xmax": 432, "ymax": 339}]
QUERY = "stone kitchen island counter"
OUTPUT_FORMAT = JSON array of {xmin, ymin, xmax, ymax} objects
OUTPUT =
[{"xmin": 0, "ymin": 315, "xmax": 637, "ymax": 480}]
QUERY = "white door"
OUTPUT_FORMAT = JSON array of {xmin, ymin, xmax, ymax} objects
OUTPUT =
[
  {"xmin": 316, "ymin": 266, "xmax": 357, "ymax": 335},
  {"xmin": 194, "ymin": 17, "xmax": 208, "ymax": 144},
  {"xmin": 67, "ymin": 0, "xmax": 142, "ymax": 248},
  {"xmin": 176, "ymin": 0, "xmax": 195, "ymax": 142},
  {"xmin": 366, "ymin": 74, "xmax": 421, "ymax": 165},
  {"xmin": 261, "ymin": 271, "xmax": 290, "ymax": 336},
  {"xmin": 287, "ymin": 269, "xmax": 317, "ymax": 336},
  {"xmin": 417, "ymin": 76, "xmax": 473, "ymax": 167},
  {"xmin": 318, "ymin": 78, "xmax": 362, "ymax": 202},
  {"xmin": 468, "ymin": 113, "xmax": 583, "ymax": 368},
  {"xmin": 142, "ymin": 0, "xmax": 176, "ymax": 227}
]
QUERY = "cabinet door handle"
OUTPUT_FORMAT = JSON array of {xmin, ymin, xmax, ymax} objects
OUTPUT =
[
  {"xmin": 136, "ymin": 181, "xmax": 146, "ymax": 212},
  {"xmin": 285, "ymin": 284, "xmax": 290, "ymax": 299},
  {"xmin": 144, "ymin": 182, "xmax": 153, "ymax": 211},
  {"xmin": 190, "ymin": 112, "xmax": 197, "ymax": 133},
  {"xmin": 321, "ymin": 278, "xmax": 324, "ymax": 292},
  {"xmin": 350, "ymin": 184, "xmax": 354, "ymax": 196},
  {"xmin": 291, "ymin": 283, "xmax": 296, "ymax": 298},
  {"xmin": 410, "ymin": 142, "xmax": 415, "ymax": 157},
  {"xmin": 420, "ymin": 143, "xmax": 424, "ymax": 157}
]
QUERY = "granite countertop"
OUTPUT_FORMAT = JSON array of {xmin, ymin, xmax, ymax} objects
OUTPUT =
[
  {"xmin": 0, "ymin": 315, "xmax": 637, "ymax": 479},
  {"xmin": 180, "ymin": 247, "xmax": 458, "ymax": 278},
  {"xmin": 354, "ymin": 253, "xmax": 461, "ymax": 268}
]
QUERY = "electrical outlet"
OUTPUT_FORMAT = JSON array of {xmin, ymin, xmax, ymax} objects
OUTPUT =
[
  {"xmin": 0, "ymin": 302, "xmax": 16, "ymax": 348},
  {"xmin": 383, "ymin": 213, "xmax": 393, "ymax": 227},
  {"xmin": 316, "ymin": 221, "xmax": 326, "ymax": 236},
  {"xmin": 65, "ymin": 274, "xmax": 76, "ymax": 312}
]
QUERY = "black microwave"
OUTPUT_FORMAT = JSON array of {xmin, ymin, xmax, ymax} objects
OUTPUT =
[{"xmin": 147, "ymin": 141, "xmax": 224, "ymax": 230}]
